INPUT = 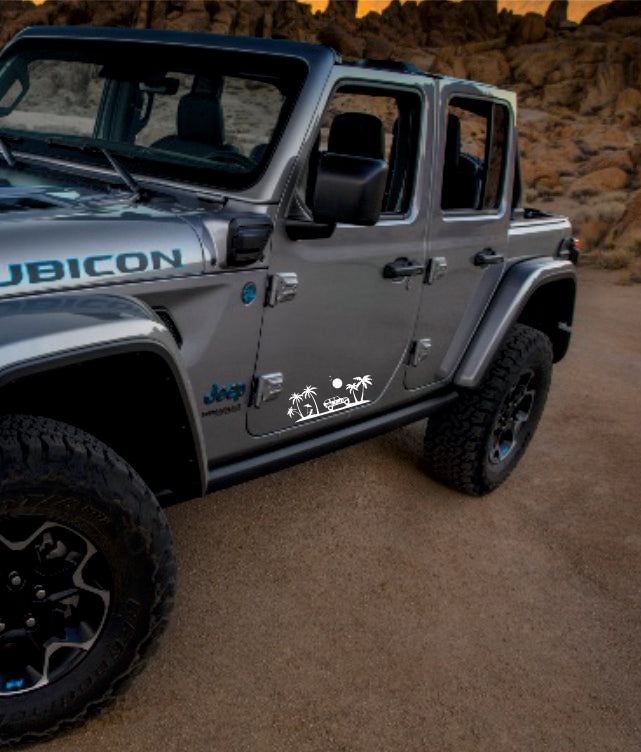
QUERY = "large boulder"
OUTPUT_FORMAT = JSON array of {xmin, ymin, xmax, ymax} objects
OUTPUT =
[
  {"xmin": 272, "ymin": 0, "xmax": 313, "ymax": 41},
  {"xmin": 614, "ymin": 87, "xmax": 641, "ymax": 125},
  {"xmin": 317, "ymin": 26, "xmax": 364, "ymax": 58},
  {"xmin": 362, "ymin": 34, "xmax": 391, "ymax": 60},
  {"xmin": 582, "ymin": 1, "xmax": 641, "ymax": 27},
  {"xmin": 324, "ymin": 0, "xmax": 357, "ymax": 23},
  {"xmin": 466, "ymin": 49, "xmax": 510, "ymax": 85},
  {"xmin": 570, "ymin": 167, "xmax": 629, "ymax": 197},
  {"xmin": 580, "ymin": 61, "xmax": 627, "ymax": 114},
  {"xmin": 545, "ymin": 0, "xmax": 568, "ymax": 29},
  {"xmin": 417, "ymin": 0, "xmax": 500, "ymax": 46},
  {"xmin": 513, "ymin": 12, "xmax": 548, "ymax": 44},
  {"xmin": 202, "ymin": 0, "xmax": 236, "ymax": 34}
]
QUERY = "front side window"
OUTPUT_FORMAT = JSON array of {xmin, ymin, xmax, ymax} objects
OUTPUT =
[
  {"xmin": 0, "ymin": 39, "xmax": 306, "ymax": 190},
  {"xmin": 441, "ymin": 96, "xmax": 509, "ymax": 212},
  {"xmin": 291, "ymin": 83, "xmax": 421, "ymax": 220}
]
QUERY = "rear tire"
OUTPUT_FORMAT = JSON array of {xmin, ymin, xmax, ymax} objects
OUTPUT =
[
  {"xmin": 0, "ymin": 415, "xmax": 175, "ymax": 747},
  {"xmin": 424, "ymin": 324, "xmax": 553, "ymax": 496}
]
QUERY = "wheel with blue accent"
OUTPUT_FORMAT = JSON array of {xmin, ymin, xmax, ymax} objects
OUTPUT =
[
  {"xmin": 424, "ymin": 324, "xmax": 553, "ymax": 496},
  {"xmin": 0, "ymin": 415, "xmax": 176, "ymax": 746},
  {"xmin": 0, "ymin": 519, "xmax": 111, "ymax": 698}
]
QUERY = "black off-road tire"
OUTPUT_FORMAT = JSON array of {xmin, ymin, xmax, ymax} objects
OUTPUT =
[
  {"xmin": 0, "ymin": 415, "xmax": 176, "ymax": 747},
  {"xmin": 424, "ymin": 324, "xmax": 553, "ymax": 496}
]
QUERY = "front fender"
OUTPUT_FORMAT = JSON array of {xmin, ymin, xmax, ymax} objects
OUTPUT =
[
  {"xmin": 454, "ymin": 258, "xmax": 576, "ymax": 389},
  {"xmin": 0, "ymin": 292, "xmax": 207, "ymax": 494}
]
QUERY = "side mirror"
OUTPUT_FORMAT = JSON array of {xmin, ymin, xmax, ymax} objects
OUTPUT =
[{"xmin": 311, "ymin": 153, "xmax": 388, "ymax": 226}]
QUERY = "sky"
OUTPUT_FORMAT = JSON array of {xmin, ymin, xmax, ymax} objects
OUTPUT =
[
  {"xmin": 307, "ymin": 1, "xmax": 605, "ymax": 22},
  {"xmin": 25, "ymin": 0, "xmax": 607, "ymax": 24}
]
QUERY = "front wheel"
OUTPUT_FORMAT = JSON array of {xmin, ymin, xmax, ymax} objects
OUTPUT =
[
  {"xmin": 0, "ymin": 415, "xmax": 176, "ymax": 747},
  {"xmin": 424, "ymin": 324, "xmax": 553, "ymax": 496}
]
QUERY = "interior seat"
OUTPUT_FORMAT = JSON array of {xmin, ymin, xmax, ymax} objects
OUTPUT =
[
  {"xmin": 441, "ymin": 113, "xmax": 483, "ymax": 210},
  {"xmin": 327, "ymin": 112, "xmax": 385, "ymax": 160},
  {"xmin": 152, "ymin": 78, "xmax": 236, "ymax": 159}
]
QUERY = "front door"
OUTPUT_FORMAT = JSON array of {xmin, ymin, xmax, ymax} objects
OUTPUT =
[
  {"xmin": 248, "ymin": 79, "xmax": 429, "ymax": 436},
  {"xmin": 405, "ymin": 83, "xmax": 516, "ymax": 390}
]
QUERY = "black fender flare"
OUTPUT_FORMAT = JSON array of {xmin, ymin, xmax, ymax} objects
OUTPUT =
[
  {"xmin": 454, "ymin": 258, "xmax": 576, "ymax": 389},
  {"xmin": 0, "ymin": 292, "xmax": 207, "ymax": 495}
]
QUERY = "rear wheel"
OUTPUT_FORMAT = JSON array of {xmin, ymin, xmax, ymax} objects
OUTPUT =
[
  {"xmin": 424, "ymin": 324, "xmax": 553, "ymax": 495},
  {"xmin": 0, "ymin": 415, "xmax": 175, "ymax": 747}
]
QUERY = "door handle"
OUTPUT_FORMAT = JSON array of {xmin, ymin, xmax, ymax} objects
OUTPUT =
[
  {"xmin": 383, "ymin": 257, "xmax": 425, "ymax": 279},
  {"xmin": 473, "ymin": 248, "xmax": 505, "ymax": 267}
]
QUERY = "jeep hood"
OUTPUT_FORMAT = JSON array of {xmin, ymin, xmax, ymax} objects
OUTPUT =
[{"xmin": 0, "ymin": 182, "xmax": 205, "ymax": 298}]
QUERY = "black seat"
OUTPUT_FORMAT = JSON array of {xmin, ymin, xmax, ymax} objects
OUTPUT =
[
  {"xmin": 327, "ymin": 112, "xmax": 385, "ymax": 160},
  {"xmin": 152, "ymin": 77, "xmax": 234, "ymax": 159},
  {"xmin": 441, "ymin": 113, "xmax": 483, "ymax": 210}
]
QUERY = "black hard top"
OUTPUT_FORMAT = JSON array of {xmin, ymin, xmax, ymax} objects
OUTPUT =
[{"xmin": 10, "ymin": 25, "xmax": 339, "ymax": 67}]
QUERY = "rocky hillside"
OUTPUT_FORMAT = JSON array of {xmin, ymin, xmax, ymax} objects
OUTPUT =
[{"xmin": 2, "ymin": 0, "xmax": 641, "ymax": 279}]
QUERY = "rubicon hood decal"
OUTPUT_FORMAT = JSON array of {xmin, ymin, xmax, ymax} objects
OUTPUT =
[
  {"xmin": 0, "ymin": 249, "xmax": 183, "ymax": 289},
  {"xmin": 0, "ymin": 192, "xmax": 206, "ymax": 296}
]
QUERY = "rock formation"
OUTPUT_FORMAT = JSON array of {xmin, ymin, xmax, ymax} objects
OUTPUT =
[{"xmin": 0, "ymin": 0, "xmax": 640, "ymax": 277}]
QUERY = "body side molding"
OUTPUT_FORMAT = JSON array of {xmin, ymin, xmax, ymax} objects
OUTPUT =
[{"xmin": 207, "ymin": 390, "xmax": 458, "ymax": 492}]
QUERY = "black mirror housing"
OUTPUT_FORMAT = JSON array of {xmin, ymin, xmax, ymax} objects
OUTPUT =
[
  {"xmin": 0, "ymin": 60, "xmax": 29, "ymax": 117},
  {"xmin": 312, "ymin": 153, "xmax": 388, "ymax": 226}
]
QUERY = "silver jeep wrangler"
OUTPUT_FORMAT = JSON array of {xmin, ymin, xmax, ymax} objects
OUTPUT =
[{"xmin": 0, "ymin": 26, "xmax": 576, "ymax": 744}]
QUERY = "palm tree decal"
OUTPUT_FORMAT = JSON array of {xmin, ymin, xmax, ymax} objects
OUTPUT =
[
  {"xmin": 286, "ymin": 376, "xmax": 373, "ymax": 423},
  {"xmin": 288, "ymin": 392, "xmax": 304, "ymax": 418},
  {"xmin": 302, "ymin": 386, "xmax": 320, "ymax": 415},
  {"xmin": 346, "ymin": 382, "xmax": 359, "ymax": 403},
  {"xmin": 354, "ymin": 375, "xmax": 372, "ymax": 402}
]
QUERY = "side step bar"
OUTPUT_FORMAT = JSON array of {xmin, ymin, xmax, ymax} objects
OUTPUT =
[{"xmin": 207, "ymin": 390, "xmax": 458, "ymax": 493}]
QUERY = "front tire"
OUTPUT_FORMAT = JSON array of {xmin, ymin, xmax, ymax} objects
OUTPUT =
[
  {"xmin": 424, "ymin": 324, "xmax": 553, "ymax": 496},
  {"xmin": 0, "ymin": 415, "xmax": 176, "ymax": 747}
]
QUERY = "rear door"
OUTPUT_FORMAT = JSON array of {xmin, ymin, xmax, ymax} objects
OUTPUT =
[{"xmin": 405, "ymin": 83, "xmax": 516, "ymax": 390}]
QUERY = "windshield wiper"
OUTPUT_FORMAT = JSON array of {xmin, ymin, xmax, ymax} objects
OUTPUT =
[
  {"xmin": 45, "ymin": 138, "xmax": 146, "ymax": 202},
  {"xmin": 99, "ymin": 148, "xmax": 144, "ymax": 202}
]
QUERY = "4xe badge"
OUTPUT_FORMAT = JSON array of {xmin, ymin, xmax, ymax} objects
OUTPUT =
[{"xmin": 202, "ymin": 380, "xmax": 246, "ymax": 417}]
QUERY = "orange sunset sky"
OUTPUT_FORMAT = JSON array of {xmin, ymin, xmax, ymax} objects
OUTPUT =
[
  {"xmin": 308, "ymin": 2, "xmax": 603, "ymax": 22},
  {"xmin": 25, "ymin": 1, "xmax": 607, "ymax": 22}
]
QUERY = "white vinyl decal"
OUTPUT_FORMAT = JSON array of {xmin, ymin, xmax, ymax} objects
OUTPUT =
[{"xmin": 287, "ymin": 375, "xmax": 373, "ymax": 423}]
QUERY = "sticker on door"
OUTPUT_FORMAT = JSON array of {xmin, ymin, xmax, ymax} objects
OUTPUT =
[{"xmin": 287, "ymin": 375, "xmax": 373, "ymax": 423}]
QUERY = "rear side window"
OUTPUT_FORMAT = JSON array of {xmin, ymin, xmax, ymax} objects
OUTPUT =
[{"xmin": 441, "ymin": 96, "xmax": 509, "ymax": 212}]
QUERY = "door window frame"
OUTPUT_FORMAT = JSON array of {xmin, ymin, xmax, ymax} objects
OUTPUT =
[
  {"xmin": 439, "ymin": 93, "xmax": 513, "ymax": 223},
  {"xmin": 288, "ymin": 78, "xmax": 425, "ymax": 225}
]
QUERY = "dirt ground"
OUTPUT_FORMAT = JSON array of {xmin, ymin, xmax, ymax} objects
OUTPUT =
[{"xmin": 38, "ymin": 267, "xmax": 641, "ymax": 752}]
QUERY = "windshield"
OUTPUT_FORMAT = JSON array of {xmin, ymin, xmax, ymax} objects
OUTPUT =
[{"xmin": 0, "ymin": 38, "xmax": 308, "ymax": 191}]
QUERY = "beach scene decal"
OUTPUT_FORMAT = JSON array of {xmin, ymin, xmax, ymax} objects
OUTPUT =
[{"xmin": 287, "ymin": 375, "xmax": 373, "ymax": 423}]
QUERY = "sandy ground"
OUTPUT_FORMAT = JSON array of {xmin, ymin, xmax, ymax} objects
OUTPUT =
[{"xmin": 37, "ymin": 267, "xmax": 640, "ymax": 752}]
